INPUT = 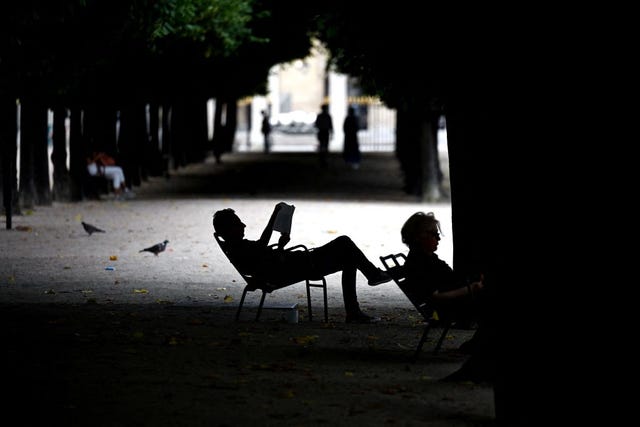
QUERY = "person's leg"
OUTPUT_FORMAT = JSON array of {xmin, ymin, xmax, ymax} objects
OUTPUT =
[
  {"xmin": 309, "ymin": 235, "xmax": 382, "ymax": 280},
  {"xmin": 104, "ymin": 166, "xmax": 124, "ymax": 191},
  {"xmin": 309, "ymin": 236, "xmax": 389, "ymax": 320}
]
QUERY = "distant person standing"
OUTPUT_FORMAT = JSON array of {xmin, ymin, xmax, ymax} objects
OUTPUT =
[
  {"xmin": 342, "ymin": 106, "xmax": 361, "ymax": 169},
  {"xmin": 261, "ymin": 110, "xmax": 272, "ymax": 153},
  {"xmin": 314, "ymin": 104, "xmax": 333, "ymax": 166}
]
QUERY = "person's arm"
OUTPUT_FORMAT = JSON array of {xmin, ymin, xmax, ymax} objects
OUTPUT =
[
  {"xmin": 257, "ymin": 204, "xmax": 282, "ymax": 246},
  {"xmin": 432, "ymin": 280, "xmax": 484, "ymax": 301}
]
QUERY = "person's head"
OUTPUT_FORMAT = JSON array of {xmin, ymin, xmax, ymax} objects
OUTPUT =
[
  {"xmin": 401, "ymin": 211, "xmax": 442, "ymax": 253},
  {"xmin": 347, "ymin": 106, "xmax": 355, "ymax": 115},
  {"xmin": 213, "ymin": 208, "xmax": 245, "ymax": 242},
  {"xmin": 321, "ymin": 104, "xmax": 329, "ymax": 113}
]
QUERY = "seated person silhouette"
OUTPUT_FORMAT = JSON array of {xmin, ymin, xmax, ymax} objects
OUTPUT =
[
  {"xmin": 212, "ymin": 204, "xmax": 392, "ymax": 323},
  {"xmin": 86, "ymin": 151, "xmax": 134, "ymax": 199},
  {"xmin": 400, "ymin": 211, "xmax": 496, "ymax": 382}
]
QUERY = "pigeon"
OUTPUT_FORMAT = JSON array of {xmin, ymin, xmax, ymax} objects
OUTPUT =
[
  {"xmin": 139, "ymin": 240, "xmax": 169, "ymax": 256},
  {"xmin": 82, "ymin": 221, "xmax": 105, "ymax": 236}
]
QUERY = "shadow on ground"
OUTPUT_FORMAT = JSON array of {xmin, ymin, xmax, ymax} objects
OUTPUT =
[{"xmin": 135, "ymin": 151, "xmax": 449, "ymax": 203}]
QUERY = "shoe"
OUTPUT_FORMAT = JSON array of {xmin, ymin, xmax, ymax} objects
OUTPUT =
[
  {"xmin": 345, "ymin": 311, "xmax": 381, "ymax": 324},
  {"xmin": 367, "ymin": 268, "xmax": 392, "ymax": 286}
]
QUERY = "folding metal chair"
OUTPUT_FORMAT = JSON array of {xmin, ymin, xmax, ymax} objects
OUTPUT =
[
  {"xmin": 214, "ymin": 233, "xmax": 328, "ymax": 322},
  {"xmin": 380, "ymin": 253, "xmax": 453, "ymax": 359}
]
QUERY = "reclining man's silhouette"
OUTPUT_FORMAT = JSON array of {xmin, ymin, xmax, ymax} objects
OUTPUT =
[{"xmin": 213, "ymin": 203, "xmax": 392, "ymax": 323}]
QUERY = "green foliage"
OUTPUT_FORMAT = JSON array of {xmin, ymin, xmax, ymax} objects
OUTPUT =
[{"xmin": 150, "ymin": 0, "xmax": 258, "ymax": 57}]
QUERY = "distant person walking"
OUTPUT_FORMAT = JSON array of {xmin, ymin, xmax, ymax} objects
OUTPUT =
[
  {"xmin": 261, "ymin": 110, "xmax": 272, "ymax": 153},
  {"xmin": 342, "ymin": 106, "xmax": 361, "ymax": 169},
  {"xmin": 314, "ymin": 104, "xmax": 333, "ymax": 167}
]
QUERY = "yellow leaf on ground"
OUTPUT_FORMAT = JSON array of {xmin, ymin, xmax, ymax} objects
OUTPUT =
[
  {"xmin": 134, "ymin": 289, "xmax": 149, "ymax": 294},
  {"xmin": 223, "ymin": 295, "xmax": 233, "ymax": 303},
  {"xmin": 291, "ymin": 335, "xmax": 319, "ymax": 345},
  {"xmin": 109, "ymin": 255, "xmax": 118, "ymax": 261}
]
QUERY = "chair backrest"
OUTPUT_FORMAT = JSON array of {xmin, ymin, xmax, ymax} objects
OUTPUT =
[
  {"xmin": 214, "ymin": 232, "xmax": 266, "ymax": 290},
  {"xmin": 380, "ymin": 253, "xmax": 437, "ymax": 321}
]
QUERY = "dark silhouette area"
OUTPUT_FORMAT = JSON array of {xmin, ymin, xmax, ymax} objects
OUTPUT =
[
  {"xmin": 342, "ymin": 105, "xmax": 361, "ymax": 169},
  {"xmin": 261, "ymin": 109, "xmax": 272, "ymax": 153},
  {"xmin": 314, "ymin": 104, "xmax": 333, "ymax": 167},
  {"xmin": 212, "ymin": 203, "xmax": 392, "ymax": 323},
  {"xmin": 400, "ymin": 211, "xmax": 496, "ymax": 383}
]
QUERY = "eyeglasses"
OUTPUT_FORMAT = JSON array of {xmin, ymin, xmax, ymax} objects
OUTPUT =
[{"xmin": 421, "ymin": 230, "xmax": 440, "ymax": 239}]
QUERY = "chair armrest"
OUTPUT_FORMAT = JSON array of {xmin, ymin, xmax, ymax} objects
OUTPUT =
[{"xmin": 286, "ymin": 244, "xmax": 310, "ymax": 252}]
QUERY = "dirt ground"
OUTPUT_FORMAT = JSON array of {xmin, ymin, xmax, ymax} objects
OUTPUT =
[{"xmin": 1, "ymin": 152, "xmax": 496, "ymax": 426}]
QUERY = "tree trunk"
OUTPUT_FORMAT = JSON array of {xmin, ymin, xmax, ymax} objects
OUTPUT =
[
  {"xmin": 146, "ymin": 102, "xmax": 164, "ymax": 176},
  {"xmin": 69, "ymin": 106, "xmax": 85, "ymax": 201},
  {"xmin": 51, "ymin": 105, "xmax": 71, "ymax": 201},
  {"xmin": 1, "ymin": 97, "xmax": 20, "ymax": 226},
  {"xmin": 161, "ymin": 103, "xmax": 172, "ymax": 177},
  {"xmin": 19, "ymin": 99, "xmax": 51, "ymax": 208},
  {"xmin": 394, "ymin": 99, "xmax": 442, "ymax": 200},
  {"xmin": 118, "ymin": 102, "xmax": 146, "ymax": 188}
]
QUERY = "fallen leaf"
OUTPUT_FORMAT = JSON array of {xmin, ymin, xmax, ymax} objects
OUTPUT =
[
  {"xmin": 291, "ymin": 335, "xmax": 319, "ymax": 345},
  {"xmin": 15, "ymin": 225, "xmax": 32, "ymax": 232},
  {"xmin": 344, "ymin": 371, "xmax": 354, "ymax": 377},
  {"xmin": 133, "ymin": 289, "xmax": 149, "ymax": 294},
  {"xmin": 223, "ymin": 295, "xmax": 233, "ymax": 303},
  {"xmin": 109, "ymin": 255, "xmax": 118, "ymax": 261}
]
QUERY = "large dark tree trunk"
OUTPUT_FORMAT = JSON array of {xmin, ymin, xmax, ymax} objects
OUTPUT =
[
  {"xmin": 19, "ymin": 98, "xmax": 51, "ymax": 208},
  {"xmin": 1, "ymin": 97, "xmax": 21, "ymax": 227},
  {"xmin": 50, "ymin": 105, "xmax": 71, "ymax": 201},
  {"xmin": 446, "ymin": 72, "xmax": 558, "ymax": 424}
]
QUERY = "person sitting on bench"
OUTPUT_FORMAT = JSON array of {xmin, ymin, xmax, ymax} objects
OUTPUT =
[{"xmin": 86, "ymin": 151, "xmax": 134, "ymax": 199}]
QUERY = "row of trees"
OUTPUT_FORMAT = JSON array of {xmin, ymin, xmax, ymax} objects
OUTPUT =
[{"xmin": 0, "ymin": 0, "xmax": 318, "ymax": 220}]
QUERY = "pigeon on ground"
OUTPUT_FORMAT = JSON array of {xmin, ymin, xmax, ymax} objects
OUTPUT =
[
  {"xmin": 82, "ymin": 221, "xmax": 105, "ymax": 236},
  {"xmin": 139, "ymin": 240, "xmax": 169, "ymax": 256}
]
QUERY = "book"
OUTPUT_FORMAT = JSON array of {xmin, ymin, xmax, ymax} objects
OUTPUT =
[{"xmin": 273, "ymin": 202, "xmax": 295, "ymax": 234}]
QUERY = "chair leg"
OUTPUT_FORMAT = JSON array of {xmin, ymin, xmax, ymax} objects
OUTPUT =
[
  {"xmin": 306, "ymin": 279, "xmax": 313, "ymax": 322},
  {"xmin": 255, "ymin": 291, "xmax": 267, "ymax": 321},
  {"xmin": 236, "ymin": 287, "xmax": 250, "ymax": 321},
  {"xmin": 414, "ymin": 324, "xmax": 432, "ymax": 361},
  {"xmin": 433, "ymin": 323, "xmax": 451, "ymax": 355},
  {"xmin": 322, "ymin": 278, "xmax": 328, "ymax": 322}
]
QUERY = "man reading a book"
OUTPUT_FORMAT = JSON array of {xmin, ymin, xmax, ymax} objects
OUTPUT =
[{"xmin": 213, "ymin": 203, "xmax": 391, "ymax": 323}]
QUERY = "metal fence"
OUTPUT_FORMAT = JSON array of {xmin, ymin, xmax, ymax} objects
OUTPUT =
[{"xmin": 348, "ymin": 96, "xmax": 396, "ymax": 152}]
